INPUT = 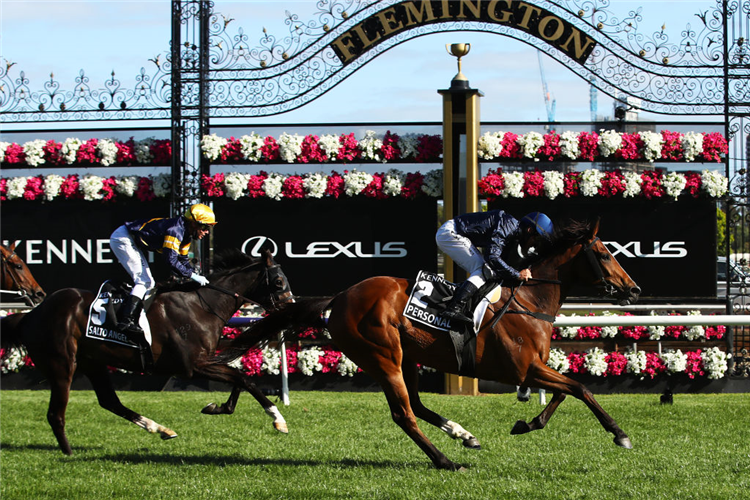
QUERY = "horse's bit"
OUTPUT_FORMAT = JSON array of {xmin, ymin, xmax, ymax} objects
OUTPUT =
[{"xmin": 0, "ymin": 248, "xmax": 36, "ymax": 305}]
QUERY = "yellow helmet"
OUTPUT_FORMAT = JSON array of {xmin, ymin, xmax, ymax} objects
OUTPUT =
[{"xmin": 185, "ymin": 203, "xmax": 217, "ymax": 226}]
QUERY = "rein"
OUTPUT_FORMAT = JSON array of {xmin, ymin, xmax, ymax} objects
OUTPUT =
[
  {"xmin": 0, "ymin": 247, "xmax": 35, "ymax": 305},
  {"xmin": 582, "ymin": 236, "xmax": 618, "ymax": 296}
]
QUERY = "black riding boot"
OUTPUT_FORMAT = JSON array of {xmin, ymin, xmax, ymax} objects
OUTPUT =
[
  {"xmin": 116, "ymin": 295, "xmax": 154, "ymax": 374},
  {"xmin": 443, "ymin": 281, "xmax": 479, "ymax": 324}
]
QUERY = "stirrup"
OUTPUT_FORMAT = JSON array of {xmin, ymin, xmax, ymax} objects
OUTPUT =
[{"xmin": 443, "ymin": 308, "xmax": 473, "ymax": 324}]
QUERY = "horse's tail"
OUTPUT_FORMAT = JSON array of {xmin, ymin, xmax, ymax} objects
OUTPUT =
[
  {"xmin": 1, "ymin": 312, "xmax": 28, "ymax": 348},
  {"xmin": 213, "ymin": 296, "xmax": 334, "ymax": 365}
]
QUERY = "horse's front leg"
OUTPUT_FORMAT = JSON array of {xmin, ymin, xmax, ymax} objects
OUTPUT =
[
  {"xmin": 518, "ymin": 360, "xmax": 632, "ymax": 449},
  {"xmin": 202, "ymin": 386, "xmax": 241, "ymax": 415},
  {"xmin": 402, "ymin": 360, "xmax": 481, "ymax": 450}
]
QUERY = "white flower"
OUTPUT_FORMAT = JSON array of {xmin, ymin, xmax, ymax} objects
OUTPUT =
[
  {"xmin": 648, "ymin": 325, "xmax": 665, "ymax": 340},
  {"xmin": 383, "ymin": 169, "xmax": 405, "ymax": 197},
  {"xmin": 478, "ymin": 131, "xmax": 504, "ymax": 160},
  {"xmin": 702, "ymin": 169, "xmax": 728, "ymax": 197},
  {"xmin": 398, "ymin": 134, "xmax": 420, "ymax": 160},
  {"xmin": 640, "ymin": 131, "xmax": 663, "ymax": 162},
  {"xmin": 559, "ymin": 131, "xmax": 580, "ymax": 160},
  {"xmin": 1, "ymin": 346, "xmax": 29, "ymax": 374},
  {"xmin": 558, "ymin": 315, "xmax": 580, "ymax": 339},
  {"xmin": 584, "ymin": 347, "xmax": 608, "ymax": 376},
  {"xmin": 80, "ymin": 174, "xmax": 104, "ymax": 201},
  {"xmin": 23, "ymin": 139, "xmax": 47, "ymax": 167},
  {"xmin": 152, "ymin": 173, "xmax": 172, "ymax": 197},
  {"xmin": 600, "ymin": 311, "xmax": 619, "ymax": 338},
  {"xmin": 598, "ymin": 129, "xmax": 622, "ymax": 157},
  {"xmin": 502, "ymin": 171, "xmax": 525, "ymax": 198},
  {"xmin": 623, "ymin": 171, "xmax": 643, "ymax": 198},
  {"xmin": 337, "ymin": 353, "xmax": 359, "ymax": 377},
  {"xmin": 580, "ymin": 169, "xmax": 605, "ymax": 197},
  {"xmin": 303, "ymin": 172, "xmax": 328, "ymax": 198},
  {"xmin": 701, "ymin": 347, "xmax": 728, "ymax": 379},
  {"xmin": 97, "ymin": 138, "xmax": 119, "ymax": 166},
  {"xmin": 543, "ymin": 170, "xmax": 564, "ymax": 200},
  {"xmin": 344, "ymin": 169, "xmax": 373, "ymax": 196},
  {"xmin": 662, "ymin": 172, "xmax": 687, "ymax": 200},
  {"xmin": 683, "ymin": 310, "xmax": 705, "ymax": 341},
  {"xmin": 297, "ymin": 346, "xmax": 324, "ymax": 376},
  {"xmin": 135, "ymin": 138, "xmax": 155, "ymax": 164},
  {"xmin": 0, "ymin": 142, "xmax": 10, "ymax": 163},
  {"xmin": 224, "ymin": 172, "xmax": 250, "ymax": 200},
  {"xmin": 547, "ymin": 348, "xmax": 570, "ymax": 373},
  {"xmin": 682, "ymin": 131, "xmax": 704, "ymax": 162},
  {"xmin": 201, "ymin": 134, "xmax": 228, "ymax": 161},
  {"xmin": 421, "ymin": 169, "xmax": 443, "ymax": 197},
  {"xmin": 44, "ymin": 174, "xmax": 65, "ymax": 201},
  {"xmin": 358, "ymin": 130, "xmax": 384, "ymax": 162},
  {"xmin": 61, "ymin": 137, "xmax": 82, "ymax": 164},
  {"xmin": 115, "ymin": 176, "xmax": 139, "ymax": 197},
  {"xmin": 263, "ymin": 172, "xmax": 286, "ymax": 200},
  {"xmin": 278, "ymin": 133, "xmax": 304, "ymax": 163},
  {"xmin": 6, "ymin": 177, "xmax": 28, "ymax": 199},
  {"xmin": 625, "ymin": 349, "xmax": 648, "ymax": 377},
  {"xmin": 518, "ymin": 131, "xmax": 544, "ymax": 159},
  {"xmin": 239, "ymin": 133, "xmax": 264, "ymax": 162},
  {"xmin": 318, "ymin": 134, "xmax": 341, "ymax": 161},
  {"xmin": 262, "ymin": 346, "xmax": 281, "ymax": 376},
  {"xmin": 661, "ymin": 349, "xmax": 687, "ymax": 374}
]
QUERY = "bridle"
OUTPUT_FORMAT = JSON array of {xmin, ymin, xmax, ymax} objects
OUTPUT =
[
  {"xmin": 581, "ymin": 236, "xmax": 618, "ymax": 297},
  {"xmin": 0, "ymin": 247, "xmax": 37, "ymax": 306}
]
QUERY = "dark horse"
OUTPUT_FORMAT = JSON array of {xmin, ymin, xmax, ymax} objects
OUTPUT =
[
  {"xmin": 1, "ymin": 243, "xmax": 46, "ymax": 306},
  {"xmin": 1, "ymin": 248, "xmax": 293, "ymax": 455},
  {"xmin": 214, "ymin": 220, "xmax": 641, "ymax": 470}
]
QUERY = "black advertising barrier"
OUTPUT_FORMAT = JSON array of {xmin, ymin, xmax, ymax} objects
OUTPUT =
[
  {"xmin": 1, "ymin": 199, "xmax": 172, "ymax": 294},
  {"xmin": 487, "ymin": 197, "xmax": 717, "ymax": 300},
  {"xmin": 211, "ymin": 197, "xmax": 438, "ymax": 297}
]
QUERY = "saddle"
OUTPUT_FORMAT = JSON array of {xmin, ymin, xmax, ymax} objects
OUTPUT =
[
  {"xmin": 403, "ymin": 271, "xmax": 502, "ymax": 377},
  {"xmin": 85, "ymin": 281, "xmax": 152, "ymax": 348}
]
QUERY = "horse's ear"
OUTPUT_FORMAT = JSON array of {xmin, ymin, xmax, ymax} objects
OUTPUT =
[
  {"xmin": 8, "ymin": 242, "xmax": 16, "ymax": 252},
  {"xmin": 590, "ymin": 217, "xmax": 601, "ymax": 238},
  {"xmin": 262, "ymin": 247, "xmax": 274, "ymax": 266}
]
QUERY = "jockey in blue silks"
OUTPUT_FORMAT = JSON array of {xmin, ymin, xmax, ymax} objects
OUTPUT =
[{"xmin": 435, "ymin": 210, "xmax": 554, "ymax": 324}]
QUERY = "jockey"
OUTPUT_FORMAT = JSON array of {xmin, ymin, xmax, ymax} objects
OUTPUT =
[
  {"xmin": 435, "ymin": 210, "xmax": 554, "ymax": 324},
  {"xmin": 109, "ymin": 203, "xmax": 217, "ymax": 369}
]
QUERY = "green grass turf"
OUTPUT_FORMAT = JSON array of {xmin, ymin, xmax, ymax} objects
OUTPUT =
[{"xmin": 1, "ymin": 390, "xmax": 748, "ymax": 499}]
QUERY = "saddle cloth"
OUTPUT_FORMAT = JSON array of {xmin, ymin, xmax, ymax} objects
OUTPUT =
[
  {"xmin": 403, "ymin": 270, "xmax": 502, "ymax": 334},
  {"xmin": 85, "ymin": 281, "xmax": 152, "ymax": 348}
]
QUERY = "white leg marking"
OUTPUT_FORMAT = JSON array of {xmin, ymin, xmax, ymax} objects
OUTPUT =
[
  {"xmin": 133, "ymin": 416, "xmax": 177, "ymax": 440},
  {"xmin": 265, "ymin": 405, "xmax": 288, "ymax": 434},
  {"xmin": 439, "ymin": 418, "xmax": 475, "ymax": 441}
]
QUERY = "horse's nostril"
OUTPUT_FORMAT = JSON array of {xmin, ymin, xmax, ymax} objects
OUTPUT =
[{"xmin": 631, "ymin": 286, "xmax": 642, "ymax": 296}]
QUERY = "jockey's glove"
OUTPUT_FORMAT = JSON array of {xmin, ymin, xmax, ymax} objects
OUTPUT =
[{"xmin": 190, "ymin": 272, "xmax": 209, "ymax": 286}]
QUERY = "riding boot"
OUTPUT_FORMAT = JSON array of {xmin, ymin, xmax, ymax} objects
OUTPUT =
[
  {"xmin": 443, "ymin": 281, "xmax": 479, "ymax": 324},
  {"xmin": 116, "ymin": 295, "xmax": 154, "ymax": 374}
]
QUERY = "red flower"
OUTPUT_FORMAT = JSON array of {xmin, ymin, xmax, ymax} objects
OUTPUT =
[
  {"xmin": 685, "ymin": 350, "xmax": 705, "ymax": 379},
  {"xmin": 4, "ymin": 143, "xmax": 25, "ymax": 164},
  {"xmin": 337, "ymin": 133, "xmax": 360, "ymax": 162},
  {"xmin": 478, "ymin": 168, "xmax": 504, "ymax": 201},
  {"xmin": 319, "ymin": 346, "xmax": 343, "ymax": 374},
  {"xmin": 563, "ymin": 171, "xmax": 581, "ymax": 197},
  {"xmin": 661, "ymin": 131, "xmax": 684, "ymax": 161},
  {"xmin": 101, "ymin": 176, "xmax": 118, "ymax": 201},
  {"xmin": 705, "ymin": 324, "xmax": 725, "ymax": 340},
  {"xmin": 325, "ymin": 171, "xmax": 345, "ymax": 198},
  {"xmin": 77, "ymin": 139, "xmax": 101, "ymax": 165},
  {"xmin": 260, "ymin": 136, "xmax": 280, "ymax": 162},
  {"xmin": 24, "ymin": 176, "xmax": 45, "ymax": 201},
  {"xmin": 640, "ymin": 170, "xmax": 664, "ymax": 199},
  {"xmin": 605, "ymin": 352, "xmax": 628, "ymax": 376},
  {"xmin": 43, "ymin": 140, "xmax": 64, "ymax": 166},
  {"xmin": 282, "ymin": 175, "xmax": 306, "ymax": 199},
  {"xmin": 60, "ymin": 175, "xmax": 81, "ymax": 199},
  {"xmin": 701, "ymin": 132, "xmax": 728, "ymax": 162},
  {"xmin": 240, "ymin": 348, "xmax": 264, "ymax": 377},
  {"xmin": 381, "ymin": 130, "xmax": 402, "ymax": 161},
  {"xmin": 299, "ymin": 135, "xmax": 327, "ymax": 163},
  {"xmin": 616, "ymin": 133, "xmax": 644, "ymax": 160},
  {"xmin": 117, "ymin": 138, "xmax": 137, "ymax": 165},
  {"xmin": 135, "ymin": 177, "xmax": 156, "ymax": 202},
  {"xmin": 642, "ymin": 351, "xmax": 666, "ymax": 379},
  {"xmin": 538, "ymin": 131, "xmax": 561, "ymax": 161},
  {"xmin": 578, "ymin": 131, "xmax": 599, "ymax": 161},
  {"xmin": 402, "ymin": 172, "xmax": 424, "ymax": 200},
  {"xmin": 415, "ymin": 134, "xmax": 442, "ymax": 163},
  {"xmin": 247, "ymin": 171, "xmax": 268, "ymax": 198},
  {"xmin": 362, "ymin": 172, "xmax": 386, "ymax": 199},
  {"xmin": 684, "ymin": 171, "xmax": 702, "ymax": 197},
  {"xmin": 0, "ymin": 178, "xmax": 7, "ymax": 201},
  {"xmin": 599, "ymin": 170, "xmax": 626, "ymax": 197},
  {"xmin": 567, "ymin": 352, "xmax": 587, "ymax": 374},
  {"xmin": 201, "ymin": 173, "xmax": 225, "ymax": 198},
  {"xmin": 220, "ymin": 137, "xmax": 244, "ymax": 163},
  {"xmin": 498, "ymin": 132, "xmax": 521, "ymax": 159},
  {"xmin": 619, "ymin": 323, "xmax": 648, "ymax": 340},
  {"xmin": 523, "ymin": 170, "xmax": 545, "ymax": 197},
  {"xmin": 151, "ymin": 139, "xmax": 172, "ymax": 165}
]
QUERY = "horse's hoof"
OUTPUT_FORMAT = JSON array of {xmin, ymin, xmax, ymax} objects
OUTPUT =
[
  {"xmin": 438, "ymin": 460, "xmax": 467, "ymax": 471},
  {"xmin": 614, "ymin": 436, "xmax": 633, "ymax": 449},
  {"xmin": 201, "ymin": 403, "xmax": 218, "ymax": 414},
  {"xmin": 463, "ymin": 437, "xmax": 481, "ymax": 450},
  {"xmin": 273, "ymin": 421, "xmax": 289, "ymax": 434},
  {"xmin": 510, "ymin": 420, "xmax": 531, "ymax": 435},
  {"xmin": 160, "ymin": 429, "xmax": 178, "ymax": 440}
]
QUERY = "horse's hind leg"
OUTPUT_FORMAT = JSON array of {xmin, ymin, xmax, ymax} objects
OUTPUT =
[
  {"xmin": 402, "ymin": 360, "xmax": 481, "ymax": 450},
  {"xmin": 518, "ymin": 360, "xmax": 632, "ymax": 449},
  {"xmin": 82, "ymin": 364, "xmax": 177, "ymax": 440},
  {"xmin": 510, "ymin": 392, "xmax": 566, "ymax": 435},
  {"xmin": 194, "ymin": 361, "xmax": 288, "ymax": 433},
  {"xmin": 46, "ymin": 364, "xmax": 75, "ymax": 455}
]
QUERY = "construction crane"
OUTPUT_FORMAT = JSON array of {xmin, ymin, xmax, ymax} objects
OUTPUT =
[{"xmin": 537, "ymin": 51, "xmax": 556, "ymax": 124}]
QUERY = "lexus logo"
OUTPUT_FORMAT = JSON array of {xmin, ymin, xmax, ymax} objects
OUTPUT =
[{"xmin": 242, "ymin": 236, "xmax": 279, "ymax": 257}]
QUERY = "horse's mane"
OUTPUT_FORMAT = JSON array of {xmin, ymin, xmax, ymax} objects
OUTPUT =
[
  {"xmin": 548, "ymin": 219, "xmax": 593, "ymax": 254},
  {"xmin": 156, "ymin": 248, "xmax": 258, "ymax": 293}
]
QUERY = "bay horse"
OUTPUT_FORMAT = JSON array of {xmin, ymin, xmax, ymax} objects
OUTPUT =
[
  {"xmin": 1, "ymin": 248, "xmax": 293, "ymax": 455},
  {"xmin": 214, "ymin": 219, "xmax": 641, "ymax": 471},
  {"xmin": 1, "ymin": 243, "xmax": 46, "ymax": 306}
]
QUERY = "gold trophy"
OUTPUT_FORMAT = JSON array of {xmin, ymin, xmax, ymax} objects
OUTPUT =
[{"xmin": 446, "ymin": 43, "xmax": 471, "ymax": 88}]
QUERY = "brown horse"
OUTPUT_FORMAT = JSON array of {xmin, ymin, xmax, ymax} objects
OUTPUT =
[
  {"xmin": 214, "ymin": 219, "xmax": 641, "ymax": 470},
  {"xmin": 1, "ymin": 248, "xmax": 294, "ymax": 455},
  {"xmin": 1, "ymin": 243, "xmax": 46, "ymax": 306}
]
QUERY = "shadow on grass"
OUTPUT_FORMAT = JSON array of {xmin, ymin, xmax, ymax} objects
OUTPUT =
[
  {"xmin": 73, "ymin": 452, "xmax": 438, "ymax": 470},
  {"xmin": 0, "ymin": 442, "xmax": 99, "ymax": 453}
]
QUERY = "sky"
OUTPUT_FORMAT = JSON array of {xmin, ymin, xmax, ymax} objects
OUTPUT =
[{"xmin": 0, "ymin": 0, "xmax": 723, "ymax": 136}]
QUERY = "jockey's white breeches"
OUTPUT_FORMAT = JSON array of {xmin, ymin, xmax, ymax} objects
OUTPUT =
[
  {"xmin": 109, "ymin": 225, "xmax": 155, "ymax": 299},
  {"xmin": 435, "ymin": 220, "xmax": 486, "ymax": 288}
]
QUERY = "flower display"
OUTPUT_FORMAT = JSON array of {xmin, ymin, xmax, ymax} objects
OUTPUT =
[{"xmin": 479, "ymin": 168, "xmax": 727, "ymax": 201}]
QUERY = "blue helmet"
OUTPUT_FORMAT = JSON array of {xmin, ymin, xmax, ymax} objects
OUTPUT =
[{"xmin": 520, "ymin": 212, "xmax": 554, "ymax": 240}]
